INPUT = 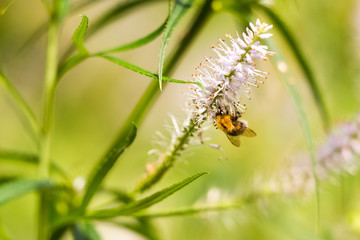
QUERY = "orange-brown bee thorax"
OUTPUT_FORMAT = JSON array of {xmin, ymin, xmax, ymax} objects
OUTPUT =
[{"xmin": 216, "ymin": 114, "xmax": 246, "ymax": 136}]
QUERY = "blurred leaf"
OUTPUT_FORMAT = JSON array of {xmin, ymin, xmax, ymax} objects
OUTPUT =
[
  {"xmin": 58, "ymin": 21, "xmax": 166, "ymax": 79},
  {"xmin": 88, "ymin": 172, "xmax": 208, "ymax": 219},
  {"xmin": 72, "ymin": 221, "xmax": 100, "ymax": 240},
  {"xmin": 99, "ymin": 55, "xmax": 204, "ymax": 89},
  {"xmin": 0, "ymin": 69, "xmax": 41, "ymax": 141},
  {"xmin": 100, "ymin": 187, "xmax": 133, "ymax": 203},
  {"xmin": 99, "ymin": 21, "xmax": 166, "ymax": 54},
  {"xmin": 72, "ymin": 15, "xmax": 89, "ymax": 55},
  {"xmin": 61, "ymin": 0, "xmax": 152, "ymax": 61},
  {"xmin": 0, "ymin": 218, "xmax": 10, "ymax": 240},
  {"xmin": 87, "ymin": 0, "xmax": 149, "ymax": 37},
  {"xmin": 0, "ymin": 179, "xmax": 51, "ymax": 206},
  {"xmin": 17, "ymin": 23, "xmax": 48, "ymax": 54},
  {"xmin": 18, "ymin": 0, "xmax": 105, "ymax": 54},
  {"xmin": 80, "ymin": 123, "xmax": 137, "ymax": 212},
  {"xmin": 158, "ymin": 0, "xmax": 195, "ymax": 90},
  {"xmin": 0, "ymin": 0, "xmax": 15, "ymax": 15},
  {"xmin": 266, "ymin": 39, "xmax": 320, "ymax": 232},
  {"xmin": 0, "ymin": 177, "xmax": 18, "ymax": 185},
  {"xmin": 256, "ymin": 4, "xmax": 329, "ymax": 128},
  {"xmin": 50, "ymin": 226, "xmax": 69, "ymax": 240},
  {"xmin": 0, "ymin": 150, "xmax": 69, "ymax": 179}
]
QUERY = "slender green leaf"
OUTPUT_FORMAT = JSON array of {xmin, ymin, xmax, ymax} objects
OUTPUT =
[
  {"xmin": 133, "ymin": 203, "xmax": 243, "ymax": 218},
  {"xmin": 158, "ymin": 0, "xmax": 195, "ymax": 90},
  {"xmin": 99, "ymin": 55, "xmax": 204, "ymax": 89},
  {"xmin": 98, "ymin": 21, "xmax": 166, "ymax": 54},
  {"xmin": 0, "ymin": 179, "xmax": 51, "ymax": 206},
  {"xmin": 58, "ymin": 21, "xmax": 166, "ymax": 79},
  {"xmin": 88, "ymin": 172, "xmax": 208, "ymax": 219},
  {"xmin": 57, "ymin": 54, "xmax": 89, "ymax": 80},
  {"xmin": 73, "ymin": 15, "xmax": 89, "ymax": 54},
  {"xmin": 256, "ymin": 4, "xmax": 329, "ymax": 128},
  {"xmin": 100, "ymin": 187, "xmax": 133, "ymax": 203},
  {"xmin": 72, "ymin": 221, "xmax": 100, "ymax": 240},
  {"xmin": 0, "ymin": 0, "xmax": 15, "ymax": 15},
  {"xmin": 0, "ymin": 69, "xmax": 41, "ymax": 141},
  {"xmin": 0, "ymin": 150, "xmax": 69, "ymax": 180},
  {"xmin": 80, "ymin": 123, "xmax": 137, "ymax": 212}
]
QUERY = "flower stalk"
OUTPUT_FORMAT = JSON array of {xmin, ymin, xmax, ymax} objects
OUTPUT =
[
  {"xmin": 136, "ymin": 19, "xmax": 274, "ymax": 194},
  {"xmin": 135, "ymin": 119, "xmax": 199, "ymax": 193}
]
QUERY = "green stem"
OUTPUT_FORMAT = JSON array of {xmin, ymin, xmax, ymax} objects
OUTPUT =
[
  {"xmin": 40, "ymin": 17, "xmax": 59, "ymax": 179},
  {"xmin": 38, "ymin": 14, "xmax": 59, "ymax": 240},
  {"xmin": 0, "ymin": 71, "xmax": 41, "ymax": 143},
  {"xmin": 135, "ymin": 120, "xmax": 198, "ymax": 193}
]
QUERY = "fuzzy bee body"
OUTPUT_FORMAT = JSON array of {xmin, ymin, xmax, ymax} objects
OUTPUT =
[{"xmin": 216, "ymin": 112, "xmax": 256, "ymax": 147}]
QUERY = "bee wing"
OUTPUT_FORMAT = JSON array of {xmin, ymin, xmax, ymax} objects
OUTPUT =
[
  {"xmin": 243, "ymin": 128, "xmax": 257, "ymax": 137},
  {"xmin": 226, "ymin": 134, "xmax": 241, "ymax": 147}
]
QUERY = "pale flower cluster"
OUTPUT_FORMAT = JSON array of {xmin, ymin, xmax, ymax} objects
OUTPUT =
[
  {"xmin": 188, "ymin": 19, "xmax": 274, "ymax": 123},
  {"xmin": 261, "ymin": 114, "xmax": 360, "ymax": 195}
]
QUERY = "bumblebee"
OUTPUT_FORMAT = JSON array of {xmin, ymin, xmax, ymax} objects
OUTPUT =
[{"xmin": 215, "ymin": 108, "xmax": 256, "ymax": 147}]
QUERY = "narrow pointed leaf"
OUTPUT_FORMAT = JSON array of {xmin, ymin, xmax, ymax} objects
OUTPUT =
[
  {"xmin": 99, "ymin": 55, "xmax": 204, "ymax": 89},
  {"xmin": 158, "ymin": 0, "xmax": 195, "ymax": 90},
  {"xmin": 88, "ymin": 172, "xmax": 208, "ymax": 219},
  {"xmin": 0, "ymin": 69, "xmax": 40, "ymax": 139},
  {"xmin": 0, "ymin": 179, "xmax": 51, "ymax": 206},
  {"xmin": 57, "ymin": 54, "xmax": 89, "ymax": 80},
  {"xmin": 72, "ymin": 15, "xmax": 89, "ymax": 54},
  {"xmin": 256, "ymin": 4, "xmax": 329, "ymax": 127},
  {"xmin": 132, "ymin": 203, "xmax": 244, "ymax": 218},
  {"xmin": 80, "ymin": 123, "xmax": 137, "ymax": 212},
  {"xmin": 0, "ymin": 150, "xmax": 69, "ymax": 179},
  {"xmin": 58, "ymin": 22, "xmax": 166, "ymax": 79}
]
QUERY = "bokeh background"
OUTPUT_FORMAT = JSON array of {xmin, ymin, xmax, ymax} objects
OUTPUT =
[{"xmin": 1, "ymin": 0, "xmax": 360, "ymax": 239}]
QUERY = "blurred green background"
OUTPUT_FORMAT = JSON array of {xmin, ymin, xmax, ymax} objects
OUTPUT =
[{"xmin": 0, "ymin": 0, "xmax": 360, "ymax": 239}]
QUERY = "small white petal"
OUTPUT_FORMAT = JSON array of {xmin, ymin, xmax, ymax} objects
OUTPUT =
[{"xmin": 259, "ymin": 33, "xmax": 273, "ymax": 39}]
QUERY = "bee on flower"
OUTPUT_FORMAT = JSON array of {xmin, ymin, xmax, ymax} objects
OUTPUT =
[{"xmin": 188, "ymin": 19, "xmax": 274, "ymax": 146}]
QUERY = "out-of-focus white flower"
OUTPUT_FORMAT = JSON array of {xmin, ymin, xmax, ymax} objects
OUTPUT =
[
  {"xmin": 261, "ymin": 113, "xmax": 360, "ymax": 195},
  {"xmin": 73, "ymin": 176, "xmax": 86, "ymax": 192},
  {"xmin": 317, "ymin": 117, "xmax": 360, "ymax": 175},
  {"xmin": 188, "ymin": 19, "xmax": 274, "ymax": 123}
]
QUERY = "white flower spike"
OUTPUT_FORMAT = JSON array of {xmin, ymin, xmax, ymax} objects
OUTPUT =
[{"xmin": 188, "ymin": 19, "xmax": 274, "ymax": 124}]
